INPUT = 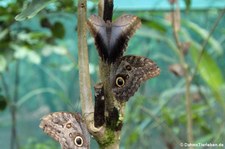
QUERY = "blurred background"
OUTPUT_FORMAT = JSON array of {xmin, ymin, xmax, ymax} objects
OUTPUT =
[{"xmin": 0, "ymin": 0, "xmax": 225, "ymax": 148}]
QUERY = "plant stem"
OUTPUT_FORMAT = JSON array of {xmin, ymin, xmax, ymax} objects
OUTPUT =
[
  {"xmin": 77, "ymin": 0, "xmax": 94, "ymax": 115},
  {"xmin": 171, "ymin": 3, "xmax": 193, "ymax": 147},
  {"xmin": 0, "ymin": 73, "xmax": 10, "ymax": 100},
  {"xmin": 90, "ymin": 1, "xmax": 122, "ymax": 148},
  {"xmin": 11, "ymin": 61, "xmax": 20, "ymax": 149},
  {"xmin": 103, "ymin": 0, "xmax": 113, "ymax": 21}
]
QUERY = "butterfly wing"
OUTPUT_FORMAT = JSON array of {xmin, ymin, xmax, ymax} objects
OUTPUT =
[
  {"xmin": 39, "ymin": 112, "xmax": 90, "ymax": 149},
  {"xmin": 108, "ymin": 15, "xmax": 141, "ymax": 62},
  {"xmin": 87, "ymin": 15, "xmax": 109, "ymax": 61},
  {"xmin": 110, "ymin": 55, "xmax": 160, "ymax": 101},
  {"xmin": 87, "ymin": 14, "xmax": 141, "ymax": 63}
]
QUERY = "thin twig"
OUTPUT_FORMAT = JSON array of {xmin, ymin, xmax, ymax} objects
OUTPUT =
[
  {"xmin": 141, "ymin": 106, "xmax": 182, "ymax": 145},
  {"xmin": 13, "ymin": 61, "xmax": 20, "ymax": 105},
  {"xmin": 191, "ymin": 8, "xmax": 225, "ymax": 81},
  {"xmin": 11, "ymin": 61, "xmax": 20, "ymax": 149},
  {"xmin": 171, "ymin": 2, "xmax": 193, "ymax": 146},
  {"xmin": 0, "ymin": 73, "xmax": 10, "ymax": 100},
  {"xmin": 65, "ymin": 49, "xmax": 77, "ymax": 67}
]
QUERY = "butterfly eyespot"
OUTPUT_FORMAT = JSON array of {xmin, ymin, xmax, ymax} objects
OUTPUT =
[
  {"xmin": 125, "ymin": 65, "xmax": 132, "ymax": 71},
  {"xmin": 116, "ymin": 77, "xmax": 125, "ymax": 87},
  {"xmin": 74, "ymin": 136, "xmax": 83, "ymax": 147},
  {"xmin": 66, "ymin": 123, "xmax": 72, "ymax": 128},
  {"xmin": 69, "ymin": 133, "xmax": 73, "ymax": 137}
]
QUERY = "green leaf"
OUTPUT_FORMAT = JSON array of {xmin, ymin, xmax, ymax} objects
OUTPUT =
[
  {"xmin": 42, "ymin": 45, "xmax": 67, "ymax": 56},
  {"xmin": 190, "ymin": 43, "xmax": 224, "ymax": 90},
  {"xmin": 11, "ymin": 44, "xmax": 41, "ymax": 64},
  {"xmin": 195, "ymin": 134, "xmax": 214, "ymax": 144},
  {"xmin": 17, "ymin": 88, "xmax": 56, "ymax": 107},
  {"xmin": 0, "ymin": 55, "xmax": 7, "ymax": 72},
  {"xmin": 0, "ymin": 29, "xmax": 9, "ymax": 41},
  {"xmin": 190, "ymin": 42, "xmax": 225, "ymax": 107},
  {"xmin": 184, "ymin": 21, "xmax": 223, "ymax": 55},
  {"xmin": 17, "ymin": 31, "xmax": 49, "ymax": 44},
  {"xmin": 142, "ymin": 18, "xmax": 167, "ymax": 34},
  {"xmin": 125, "ymin": 129, "xmax": 139, "ymax": 146},
  {"xmin": 51, "ymin": 22, "xmax": 65, "ymax": 39},
  {"xmin": 181, "ymin": 29, "xmax": 225, "ymax": 108},
  {"xmin": 0, "ymin": 95, "xmax": 7, "ymax": 111},
  {"xmin": 15, "ymin": 0, "xmax": 55, "ymax": 21}
]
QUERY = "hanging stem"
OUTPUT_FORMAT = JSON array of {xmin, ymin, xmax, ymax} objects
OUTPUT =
[{"xmin": 171, "ymin": 2, "xmax": 193, "ymax": 147}]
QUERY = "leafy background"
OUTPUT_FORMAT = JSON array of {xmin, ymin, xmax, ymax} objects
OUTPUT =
[{"xmin": 0, "ymin": 0, "xmax": 225, "ymax": 149}]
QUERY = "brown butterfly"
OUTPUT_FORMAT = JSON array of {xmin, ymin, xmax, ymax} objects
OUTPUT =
[
  {"xmin": 87, "ymin": 14, "xmax": 141, "ymax": 63},
  {"xmin": 39, "ymin": 112, "xmax": 90, "ymax": 149},
  {"xmin": 88, "ymin": 14, "xmax": 160, "ymax": 102},
  {"xmin": 110, "ymin": 55, "xmax": 160, "ymax": 101}
]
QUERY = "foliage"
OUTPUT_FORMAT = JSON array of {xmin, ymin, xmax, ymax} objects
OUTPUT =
[
  {"xmin": 0, "ymin": 0, "xmax": 225, "ymax": 149},
  {"xmin": 21, "ymin": 138, "xmax": 59, "ymax": 149},
  {"xmin": 0, "ymin": 95, "xmax": 7, "ymax": 111}
]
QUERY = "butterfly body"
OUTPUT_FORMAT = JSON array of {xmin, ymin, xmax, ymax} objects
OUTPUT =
[{"xmin": 40, "ymin": 112, "xmax": 90, "ymax": 149}]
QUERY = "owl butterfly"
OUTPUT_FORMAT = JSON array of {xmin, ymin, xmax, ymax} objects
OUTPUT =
[
  {"xmin": 110, "ymin": 55, "xmax": 160, "ymax": 102},
  {"xmin": 39, "ymin": 112, "xmax": 90, "ymax": 149},
  {"xmin": 87, "ymin": 14, "xmax": 141, "ymax": 63}
]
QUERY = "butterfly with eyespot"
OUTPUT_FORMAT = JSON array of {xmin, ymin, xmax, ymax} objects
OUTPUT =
[
  {"xmin": 110, "ymin": 55, "xmax": 160, "ymax": 101},
  {"xmin": 39, "ymin": 112, "xmax": 90, "ymax": 149},
  {"xmin": 88, "ymin": 14, "xmax": 160, "ymax": 101},
  {"xmin": 87, "ymin": 14, "xmax": 141, "ymax": 63}
]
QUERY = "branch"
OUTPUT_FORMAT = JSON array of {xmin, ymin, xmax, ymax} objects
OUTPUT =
[
  {"xmin": 87, "ymin": 1, "xmax": 124, "ymax": 148},
  {"xmin": 171, "ymin": 2, "xmax": 193, "ymax": 146},
  {"xmin": 77, "ymin": 1, "xmax": 106, "ymax": 145},
  {"xmin": 77, "ymin": 0, "xmax": 94, "ymax": 115},
  {"xmin": 103, "ymin": 0, "xmax": 113, "ymax": 22}
]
